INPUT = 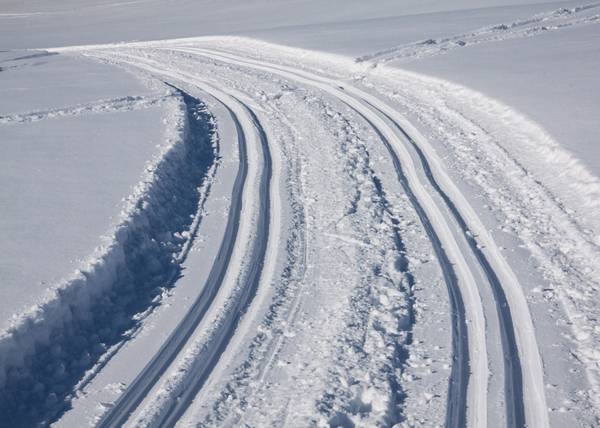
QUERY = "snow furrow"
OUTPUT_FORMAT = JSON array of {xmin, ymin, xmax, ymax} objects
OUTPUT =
[
  {"xmin": 0, "ymin": 94, "xmax": 172, "ymax": 125},
  {"xmin": 93, "ymin": 100, "xmax": 247, "ymax": 427},
  {"xmin": 0, "ymin": 88, "xmax": 217, "ymax": 427},
  {"xmin": 73, "ymin": 51, "xmax": 274, "ymax": 428},
  {"xmin": 357, "ymin": 2, "xmax": 600, "ymax": 64}
]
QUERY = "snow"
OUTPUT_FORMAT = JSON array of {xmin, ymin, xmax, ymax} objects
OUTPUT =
[
  {"xmin": 0, "ymin": 51, "xmax": 183, "ymax": 323},
  {"xmin": 398, "ymin": 14, "xmax": 600, "ymax": 177},
  {"xmin": 0, "ymin": 52, "xmax": 162, "ymax": 113},
  {"xmin": 246, "ymin": 2, "xmax": 583, "ymax": 55},
  {"xmin": 0, "ymin": 69, "xmax": 217, "ymax": 424},
  {"xmin": 0, "ymin": 0, "xmax": 599, "ymax": 427},
  {"xmin": 0, "ymin": 0, "xmax": 572, "ymax": 50}
]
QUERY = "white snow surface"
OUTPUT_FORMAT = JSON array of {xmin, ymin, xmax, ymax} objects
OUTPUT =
[
  {"xmin": 0, "ymin": 1, "xmax": 599, "ymax": 427},
  {"xmin": 0, "ymin": 52, "xmax": 178, "ymax": 323}
]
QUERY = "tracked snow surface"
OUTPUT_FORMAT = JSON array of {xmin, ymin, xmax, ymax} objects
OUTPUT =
[{"xmin": 0, "ymin": 1, "xmax": 599, "ymax": 427}]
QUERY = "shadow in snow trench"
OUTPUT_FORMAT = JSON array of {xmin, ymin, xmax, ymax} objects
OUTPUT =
[
  {"xmin": 0, "ymin": 51, "xmax": 59, "ymax": 63},
  {"xmin": 0, "ymin": 87, "xmax": 216, "ymax": 427}
]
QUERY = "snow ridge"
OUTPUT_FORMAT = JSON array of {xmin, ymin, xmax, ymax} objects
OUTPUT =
[
  {"xmin": 356, "ymin": 2, "xmax": 600, "ymax": 64},
  {"xmin": 0, "ymin": 90, "xmax": 217, "ymax": 426},
  {"xmin": 43, "ymin": 34, "xmax": 600, "ymax": 426},
  {"xmin": 0, "ymin": 94, "xmax": 172, "ymax": 125}
]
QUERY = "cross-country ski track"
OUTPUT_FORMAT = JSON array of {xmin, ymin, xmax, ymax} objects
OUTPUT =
[{"xmin": 5, "ymin": 22, "xmax": 600, "ymax": 426}]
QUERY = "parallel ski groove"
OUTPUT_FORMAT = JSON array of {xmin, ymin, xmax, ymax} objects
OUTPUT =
[
  {"xmin": 97, "ymin": 95, "xmax": 248, "ymax": 428},
  {"xmin": 159, "ymin": 99, "xmax": 272, "ymax": 427},
  {"xmin": 177, "ymin": 46, "xmax": 488, "ymax": 426},
  {"xmin": 357, "ymin": 112, "xmax": 470, "ymax": 427},
  {"xmin": 364, "ymin": 100, "xmax": 525, "ymax": 427},
  {"xmin": 91, "ymin": 51, "xmax": 273, "ymax": 427}
]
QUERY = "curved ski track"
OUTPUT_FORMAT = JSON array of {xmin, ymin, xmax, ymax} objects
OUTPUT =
[
  {"xmin": 365, "ymin": 99, "xmax": 525, "ymax": 427},
  {"xmin": 95, "ymin": 57, "xmax": 272, "ymax": 428},
  {"xmin": 49, "ymin": 41, "xmax": 551, "ymax": 428},
  {"xmin": 175, "ymin": 46, "xmax": 491, "ymax": 426},
  {"xmin": 174, "ymin": 46, "xmax": 549, "ymax": 428},
  {"xmin": 158, "ymin": 102, "xmax": 271, "ymax": 428}
]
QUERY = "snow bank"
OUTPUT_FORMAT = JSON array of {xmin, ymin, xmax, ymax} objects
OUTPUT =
[{"xmin": 0, "ymin": 90, "xmax": 217, "ymax": 425}]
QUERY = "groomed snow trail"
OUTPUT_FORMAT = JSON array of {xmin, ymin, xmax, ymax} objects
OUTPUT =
[
  {"xmin": 78, "ymin": 55, "xmax": 274, "ymax": 428},
  {"xmin": 169, "ymin": 45, "xmax": 546, "ymax": 427},
  {"xmin": 96, "ymin": 91, "xmax": 252, "ymax": 427},
  {"xmin": 23, "ymin": 33, "xmax": 599, "ymax": 427}
]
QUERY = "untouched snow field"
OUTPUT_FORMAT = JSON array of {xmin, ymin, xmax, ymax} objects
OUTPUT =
[{"xmin": 0, "ymin": 1, "xmax": 599, "ymax": 427}]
